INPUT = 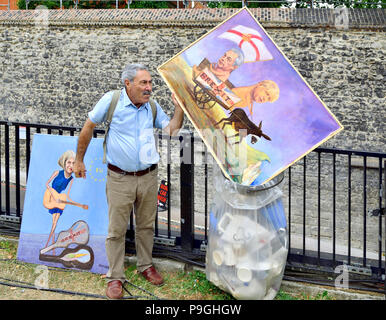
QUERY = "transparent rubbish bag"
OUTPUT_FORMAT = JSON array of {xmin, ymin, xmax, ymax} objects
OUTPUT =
[{"xmin": 206, "ymin": 166, "xmax": 288, "ymax": 300}]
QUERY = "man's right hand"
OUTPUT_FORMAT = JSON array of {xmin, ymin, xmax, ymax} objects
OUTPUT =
[{"xmin": 74, "ymin": 160, "xmax": 87, "ymax": 179}]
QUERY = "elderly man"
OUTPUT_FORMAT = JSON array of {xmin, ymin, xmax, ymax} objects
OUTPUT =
[
  {"xmin": 193, "ymin": 47, "xmax": 244, "ymax": 83},
  {"xmin": 74, "ymin": 63, "xmax": 184, "ymax": 299}
]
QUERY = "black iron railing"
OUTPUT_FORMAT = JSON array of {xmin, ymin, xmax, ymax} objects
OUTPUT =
[
  {"xmin": 285, "ymin": 147, "xmax": 385, "ymax": 293},
  {"xmin": 0, "ymin": 121, "xmax": 385, "ymax": 294}
]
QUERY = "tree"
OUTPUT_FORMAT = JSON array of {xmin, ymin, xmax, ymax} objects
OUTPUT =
[
  {"xmin": 207, "ymin": 1, "xmax": 282, "ymax": 8},
  {"xmin": 17, "ymin": 0, "xmax": 385, "ymax": 10},
  {"xmin": 291, "ymin": 0, "xmax": 385, "ymax": 8},
  {"xmin": 127, "ymin": 1, "xmax": 170, "ymax": 8}
]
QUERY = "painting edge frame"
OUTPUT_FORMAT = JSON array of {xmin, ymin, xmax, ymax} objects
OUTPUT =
[{"xmin": 157, "ymin": 7, "xmax": 344, "ymax": 186}]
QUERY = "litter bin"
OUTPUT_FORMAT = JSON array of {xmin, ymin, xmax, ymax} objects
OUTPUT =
[{"xmin": 206, "ymin": 165, "xmax": 288, "ymax": 300}]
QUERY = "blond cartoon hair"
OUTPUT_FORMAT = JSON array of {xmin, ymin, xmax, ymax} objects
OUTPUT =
[{"xmin": 58, "ymin": 150, "xmax": 76, "ymax": 169}]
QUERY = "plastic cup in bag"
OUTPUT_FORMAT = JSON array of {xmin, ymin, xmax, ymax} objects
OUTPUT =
[
  {"xmin": 212, "ymin": 250, "xmax": 224, "ymax": 266},
  {"xmin": 212, "ymin": 245, "xmax": 236, "ymax": 266},
  {"xmin": 218, "ymin": 213, "xmax": 257, "ymax": 245},
  {"xmin": 206, "ymin": 165, "xmax": 288, "ymax": 300},
  {"xmin": 223, "ymin": 245, "xmax": 236, "ymax": 266},
  {"xmin": 236, "ymin": 255, "xmax": 255, "ymax": 283},
  {"xmin": 269, "ymin": 246, "xmax": 288, "ymax": 278},
  {"xmin": 233, "ymin": 279, "xmax": 267, "ymax": 300},
  {"xmin": 232, "ymin": 242, "xmax": 247, "ymax": 257}
]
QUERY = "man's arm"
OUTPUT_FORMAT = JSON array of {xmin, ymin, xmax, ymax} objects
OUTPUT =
[
  {"xmin": 74, "ymin": 118, "xmax": 97, "ymax": 178},
  {"xmin": 163, "ymin": 93, "xmax": 184, "ymax": 137}
]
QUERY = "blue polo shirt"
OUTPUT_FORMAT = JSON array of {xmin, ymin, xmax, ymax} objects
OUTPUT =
[{"xmin": 88, "ymin": 88, "xmax": 170, "ymax": 172}]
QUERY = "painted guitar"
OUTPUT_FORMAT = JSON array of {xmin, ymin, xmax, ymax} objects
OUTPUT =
[{"xmin": 43, "ymin": 188, "xmax": 88, "ymax": 210}]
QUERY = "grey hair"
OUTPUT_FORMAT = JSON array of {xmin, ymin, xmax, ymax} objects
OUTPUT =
[
  {"xmin": 121, "ymin": 63, "xmax": 148, "ymax": 85},
  {"xmin": 229, "ymin": 47, "xmax": 244, "ymax": 67}
]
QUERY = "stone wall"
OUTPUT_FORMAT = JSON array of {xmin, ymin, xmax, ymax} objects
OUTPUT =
[{"xmin": 0, "ymin": 8, "xmax": 385, "ymax": 256}]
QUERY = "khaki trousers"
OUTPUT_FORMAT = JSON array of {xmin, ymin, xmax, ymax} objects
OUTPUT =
[{"xmin": 105, "ymin": 166, "xmax": 158, "ymax": 283}]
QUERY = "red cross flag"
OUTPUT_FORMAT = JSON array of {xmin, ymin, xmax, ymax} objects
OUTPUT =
[{"xmin": 218, "ymin": 25, "xmax": 273, "ymax": 63}]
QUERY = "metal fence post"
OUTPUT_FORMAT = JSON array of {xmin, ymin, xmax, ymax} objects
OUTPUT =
[
  {"xmin": 5, "ymin": 124, "xmax": 10, "ymax": 216},
  {"xmin": 180, "ymin": 132, "xmax": 194, "ymax": 252}
]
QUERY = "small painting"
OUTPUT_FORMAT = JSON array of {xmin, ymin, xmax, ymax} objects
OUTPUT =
[{"xmin": 17, "ymin": 134, "xmax": 109, "ymax": 274}]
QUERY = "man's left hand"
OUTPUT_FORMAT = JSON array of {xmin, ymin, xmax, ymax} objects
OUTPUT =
[{"xmin": 171, "ymin": 93, "xmax": 183, "ymax": 111}]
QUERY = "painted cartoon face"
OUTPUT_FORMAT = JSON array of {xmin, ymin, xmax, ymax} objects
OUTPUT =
[
  {"xmin": 65, "ymin": 157, "xmax": 75, "ymax": 175},
  {"xmin": 217, "ymin": 50, "xmax": 239, "ymax": 71},
  {"xmin": 253, "ymin": 85, "xmax": 272, "ymax": 104},
  {"xmin": 125, "ymin": 69, "xmax": 152, "ymax": 107}
]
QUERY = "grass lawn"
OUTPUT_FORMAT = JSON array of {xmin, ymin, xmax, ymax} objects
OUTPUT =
[{"xmin": 0, "ymin": 237, "xmax": 334, "ymax": 300}]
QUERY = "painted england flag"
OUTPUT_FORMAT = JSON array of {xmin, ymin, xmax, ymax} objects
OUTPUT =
[{"xmin": 218, "ymin": 25, "xmax": 273, "ymax": 63}]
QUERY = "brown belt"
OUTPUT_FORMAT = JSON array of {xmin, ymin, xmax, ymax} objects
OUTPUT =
[{"xmin": 107, "ymin": 163, "xmax": 157, "ymax": 176}]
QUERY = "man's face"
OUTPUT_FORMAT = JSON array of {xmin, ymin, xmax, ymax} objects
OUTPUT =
[
  {"xmin": 217, "ymin": 50, "xmax": 239, "ymax": 72},
  {"xmin": 125, "ymin": 69, "xmax": 152, "ymax": 107},
  {"xmin": 253, "ymin": 85, "xmax": 271, "ymax": 104}
]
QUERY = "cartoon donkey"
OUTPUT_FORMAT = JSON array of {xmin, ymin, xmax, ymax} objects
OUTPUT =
[{"xmin": 214, "ymin": 108, "xmax": 271, "ymax": 144}]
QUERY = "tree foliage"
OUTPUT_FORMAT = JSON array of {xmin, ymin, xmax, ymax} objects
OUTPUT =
[
  {"xmin": 127, "ymin": 1, "xmax": 170, "ymax": 8},
  {"xmin": 17, "ymin": 0, "xmax": 116, "ymax": 9},
  {"xmin": 291, "ymin": 0, "xmax": 385, "ymax": 8},
  {"xmin": 207, "ymin": 1, "xmax": 282, "ymax": 8},
  {"xmin": 17, "ymin": 0, "xmax": 385, "ymax": 10}
]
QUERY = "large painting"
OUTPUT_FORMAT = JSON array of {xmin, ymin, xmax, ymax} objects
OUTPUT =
[
  {"xmin": 158, "ymin": 8, "xmax": 343, "ymax": 185},
  {"xmin": 17, "ymin": 134, "xmax": 109, "ymax": 274}
]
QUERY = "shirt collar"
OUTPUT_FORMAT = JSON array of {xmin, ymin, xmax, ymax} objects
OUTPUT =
[{"xmin": 121, "ymin": 88, "xmax": 149, "ymax": 111}]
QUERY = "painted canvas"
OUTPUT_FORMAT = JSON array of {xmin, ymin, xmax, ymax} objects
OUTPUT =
[
  {"xmin": 158, "ymin": 8, "xmax": 343, "ymax": 185},
  {"xmin": 17, "ymin": 134, "xmax": 109, "ymax": 274}
]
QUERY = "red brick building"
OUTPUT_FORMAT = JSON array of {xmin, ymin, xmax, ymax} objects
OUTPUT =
[{"xmin": 0, "ymin": 0, "xmax": 18, "ymax": 10}]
